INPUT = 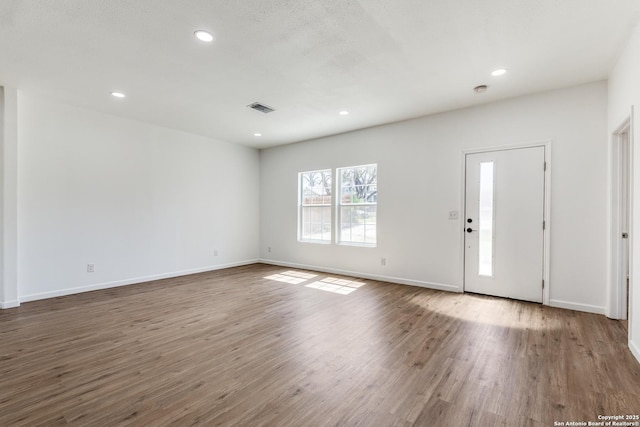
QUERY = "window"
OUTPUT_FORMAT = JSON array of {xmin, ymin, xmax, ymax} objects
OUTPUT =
[
  {"xmin": 338, "ymin": 164, "xmax": 377, "ymax": 245},
  {"xmin": 478, "ymin": 161, "xmax": 494, "ymax": 276},
  {"xmin": 299, "ymin": 169, "xmax": 332, "ymax": 242}
]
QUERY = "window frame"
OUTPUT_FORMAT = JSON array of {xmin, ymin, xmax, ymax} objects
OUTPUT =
[{"xmin": 336, "ymin": 164, "xmax": 378, "ymax": 247}]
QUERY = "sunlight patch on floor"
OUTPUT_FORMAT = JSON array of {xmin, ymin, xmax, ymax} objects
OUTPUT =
[
  {"xmin": 264, "ymin": 270, "xmax": 318, "ymax": 284},
  {"xmin": 264, "ymin": 271, "xmax": 365, "ymax": 295},
  {"xmin": 409, "ymin": 293, "xmax": 561, "ymax": 330},
  {"xmin": 305, "ymin": 277, "xmax": 366, "ymax": 295}
]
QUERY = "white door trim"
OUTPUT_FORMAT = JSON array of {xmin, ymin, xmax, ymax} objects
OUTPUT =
[
  {"xmin": 609, "ymin": 110, "xmax": 634, "ymax": 320},
  {"xmin": 460, "ymin": 140, "xmax": 552, "ymax": 305}
]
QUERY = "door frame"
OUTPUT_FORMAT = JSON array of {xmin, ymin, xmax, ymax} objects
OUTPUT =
[
  {"xmin": 609, "ymin": 111, "xmax": 634, "ymax": 320},
  {"xmin": 460, "ymin": 141, "xmax": 552, "ymax": 305}
]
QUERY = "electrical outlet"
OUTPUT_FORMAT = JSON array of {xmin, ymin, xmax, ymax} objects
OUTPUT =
[
  {"xmin": 214, "ymin": 249, "xmax": 218, "ymax": 256},
  {"xmin": 268, "ymin": 246, "xmax": 272, "ymax": 253},
  {"xmin": 381, "ymin": 257, "xmax": 386, "ymax": 266},
  {"xmin": 448, "ymin": 211, "xmax": 459, "ymax": 220},
  {"xmin": 87, "ymin": 263, "xmax": 95, "ymax": 273}
]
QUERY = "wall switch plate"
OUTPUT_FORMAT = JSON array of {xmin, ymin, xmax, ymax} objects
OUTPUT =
[
  {"xmin": 214, "ymin": 249, "xmax": 218, "ymax": 256},
  {"xmin": 381, "ymin": 257, "xmax": 386, "ymax": 266},
  {"xmin": 448, "ymin": 211, "xmax": 459, "ymax": 220}
]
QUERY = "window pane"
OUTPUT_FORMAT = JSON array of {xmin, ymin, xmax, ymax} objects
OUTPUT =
[
  {"xmin": 340, "ymin": 206, "xmax": 354, "ymax": 242},
  {"xmin": 365, "ymin": 224, "xmax": 376, "ymax": 244},
  {"xmin": 339, "ymin": 166, "xmax": 377, "ymax": 205},
  {"xmin": 364, "ymin": 205, "xmax": 377, "ymax": 224},
  {"xmin": 478, "ymin": 161, "xmax": 494, "ymax": 276},
  {"xmin": 301, "ymin": 207, "xmax": 311, "ymax": 238},
  {"xmin": 307, "ymin": 206, "xmax": 327, "ymax": 241},
  {"xmin": 301, "ymin": 170, "xmax": 331, "ymax": 205}
]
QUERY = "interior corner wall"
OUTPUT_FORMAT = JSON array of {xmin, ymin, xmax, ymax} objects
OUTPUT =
[
  {"xmin": 0, "ymin": 85, "xmax": 19, "ymax": 309},
  {"xmin": 0, "ymin": 86, "xmax": 4, "ymax": 305},
  {"xmin": 17, "ymin": 93, "xmax": 260, "ymax": 302},
  {"xmin": 260, "ymin": 81, "xmax": 608, "ymax": 314},
  {"xmin": 608, "ymin": 21, "xmax": 640, "ymax": 362}
]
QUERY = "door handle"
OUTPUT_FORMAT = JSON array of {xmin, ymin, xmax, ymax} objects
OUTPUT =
[{"xmin": 466, "ymin": 227, "xmax": 477, "ymax": 233}]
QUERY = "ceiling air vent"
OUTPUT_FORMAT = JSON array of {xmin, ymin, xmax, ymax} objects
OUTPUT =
[{"xmin": 248, "ymin": 102, "xmax": 275, "ymax": 114}]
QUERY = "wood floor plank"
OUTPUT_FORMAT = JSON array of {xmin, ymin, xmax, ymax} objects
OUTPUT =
[{"xmin": 1, "ymin": 263, "xmax": 639, "ymax": 426}]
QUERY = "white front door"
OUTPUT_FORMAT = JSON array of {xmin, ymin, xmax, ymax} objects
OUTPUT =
[{"xmin": 464, "ymin": 146, "xmax": 545, "ymax": 303}]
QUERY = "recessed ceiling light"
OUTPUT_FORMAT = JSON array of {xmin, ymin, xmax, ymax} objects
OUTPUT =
[
  {"xmin": 491, "ymin": 69, "xmax": 507, "ymax": 76},
  {"xmin": 194, "ymin": 30, "xmax": 214, "ymax": 42},
  {"xmin": 339, "ymin": 111, "xmax": 349, "ymax": 115},
  {"xmin": 254, "ymin": 133, "xmax": 262, "ymax": 137},
  {"xmin": 110, "ymin": 91, "xmax": 126, "ymax": 98}
]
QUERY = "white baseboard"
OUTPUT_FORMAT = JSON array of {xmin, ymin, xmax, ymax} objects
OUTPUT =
[
  {"xmin": 261, "ymin": 260, "xmax": 614, "ymax": 316},
  {"xmin": 630, "ymin": 339, "xmax": 640, "ymax": 364},
  {"xmin": 259, "ymin": 259, "xmax": 461, "ymax": 293},
  {"xmin": 0, "ymin": 299, "xmax": 20, "ymax": 309},
  {"xmin": 19, "ymin": 259, "xmax": 259, "ymax": 303},
  {"xmin": 11, "ymin": 258, "xmax": 614, "ymax": 321},
  {"xmin": 549, "ymin": 299, "xmax": 605, "ymax": 315}
]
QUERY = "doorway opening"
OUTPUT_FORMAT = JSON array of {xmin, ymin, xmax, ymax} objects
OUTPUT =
[{"xmin": 610, "ymin": 116, "xmax": 633, "ymax": 328}]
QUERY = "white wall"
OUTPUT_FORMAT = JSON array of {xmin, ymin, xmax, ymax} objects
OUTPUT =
[
  {"xmin": 0, "ymin": 87, "xmax": 5, "ymax": 305},
  {"xmin": 608, "ymin": 22, "xmax": 640, "ymax": 362},
  {"xmin": 17, "ymin": 93, "xmax": 259, "ymax": 301},
  {"xmin": 260, "ymin": 81, "xmax": 608, "ymax": 314},
  {"xmin": 0, "ymin": 86, "xmax": 18, "ymax": 308}
]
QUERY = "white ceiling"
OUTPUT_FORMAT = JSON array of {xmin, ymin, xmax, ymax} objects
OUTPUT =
[{"xmin": 1, "ymin": 1, "xmax": 639, "ymax": 149}]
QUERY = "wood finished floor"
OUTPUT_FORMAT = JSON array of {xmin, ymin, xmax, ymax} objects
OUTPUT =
[{"xmin": 1, "ymin": 263, "xmax": 639, "ymax": 426}]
